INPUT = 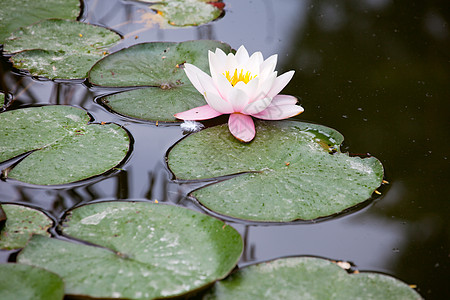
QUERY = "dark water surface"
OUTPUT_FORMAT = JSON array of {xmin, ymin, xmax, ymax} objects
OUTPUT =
[{"xmin": 1, "ymin": 0, "xmax": 449, "ymax": 298}]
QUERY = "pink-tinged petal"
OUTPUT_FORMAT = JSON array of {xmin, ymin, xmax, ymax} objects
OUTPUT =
[
  {"xmin": 235, "ymin": 45, "xmax": 250, "ymax": 65},
  {"xmin": 269, "ymin": 94, "xmax": 298, "ymax": 106},
  {"xmin": 228, "ymin": 86, "xmax": 250, "ymax": 112},
  {"xmin": 175, "ymin": 105, "xmax": 223, "ymax": 120},
  {"xmin": 267, "ymin": 70, "xmax": 295, "ymax": 98},
  {"xmin": 252, "ymin": 103, "xmax": 304, "ymax": 120},
  {"xmin": 243, "ymin": 97, "xmax": 272, "ymax": 115},
  {"xmin": 228, "ymin": 113, "xmax": 256, "ymax": 142},
  {"xmin": 184, "ymin": 63, "xmax": 212, "ymax": 94}
]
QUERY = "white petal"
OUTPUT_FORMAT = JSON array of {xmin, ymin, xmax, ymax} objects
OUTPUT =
[
  {"xmin": 243, "ymin": 97, "xmax": 272, "ymax": 115},
  {"xmin": 269, "ymin": 94, "xmax": 298, "ymax": 106},
  {"xmin": 252, "ymin": 71, "xmax": 277, "ymax": 101},
  {"xmin": 209, "ymin": 50, "xmax": 226, "ymax": 77},
  {"xmin": 184, "ymin": 63, "xmax": 211, "ymax": 94},
  {"xmin": 252, "ymin": 95, "xmax": 303, "ymax": 120},
  {"xmin": 267, "ymin": 70, "xmax": 295, "ymax": 98},
  {"xmin": 228, "ymin": 86, "xmax": 250, "ymax": 112},
  {"xmin": 246, "ymin": 51, "xmax": 264, "ymax": 75},
  {"xmin": 235, "ymin": 45, "xmax": 250, "ymax": 65},
  {"xmin": 241, "ymin": 77, "xmax": 260, "ymax": 101},
  {"xmin": 203, "ymin": 89, "xmax": 234, "ymax": 113},
  {"xmin": 225, "ymin": 53, "xmax": 238, "ymax": 71},
  {"xmin": 213, "ymin": 73, "xmax": 233, "ymax": 100},
  {"xmin": 259, "ymin": 54, "xmax": 278, "ymax": 79}
]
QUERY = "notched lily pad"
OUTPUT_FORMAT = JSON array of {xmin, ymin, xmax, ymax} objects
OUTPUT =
[
  {"xmin": 18, "ymin": 201, "xmax": 243, "ymax": 299},
  {"xmin": 203, "ymin": 257, "xmax": 422, "ymax": 299},
  {"xmin": 0, "ymin": 105, "xmax": 130, "ymax": 185},
  {"xmin": 149, "ymin": 0, "xmax": 224, "ymax": 27},
  {"xmin": 90, "ymin": 40, "xmax": 231, "ymax": 122},
  {"xmin": 0, "ymin": 263, "xmax": 65, "ymax": 300},
  {"xmin": 0, "ymin": 204, "xmax": 52, "ymax": 250},
  {"xmin": 4, "ymin": 19, "xmax": 121, "ymax": 79},
  {"xmin": 168, "ymin": 120, "xmax": 384, "ymax": 222},
  {"xmin": 0, "ymin": 0, "xmax": 80, "ymax": 42}
]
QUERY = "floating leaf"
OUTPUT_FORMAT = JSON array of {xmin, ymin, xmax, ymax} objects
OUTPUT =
[
  {"xmin": 89, "ymin": 40, "xmax": 231, "ymax": 87},
  {"xmin": 0, "ymin": 0, "xmax": 80, "ymax": 42},
  {"xmin": 18, "ymin": 201, "xmax": 243, "ymax": 299},
  {"xmin": 4, "ymin": 19, "xmax": 121, "ymax": 79},
  {"xmin": 90, "ymin": 40, "xmax": 231, "ymax": 121},
  {"xmin": 0, "ymin": 264, "xmax": 64, "ymax": 300},
  {"xmin": 0, "ymin": 105, "xmax": 130, "ymax": 185},
  {"xmin": 149, "ymin": 0, "xmax": 223, "ymax": 27},
  {"xmin": 0, "ymin": 204, "xmax": 52, "ymax": 250},
  {"xmin": 168, "ymin": 120, "xmax": 384, "ymax": 222},
  {"xmin": 203, "ymin": 257, "xmax": 422, "ymax": 299},
  {"xmin": 100, "ymin": 85, "xmax": 205, "ymax": 122}
]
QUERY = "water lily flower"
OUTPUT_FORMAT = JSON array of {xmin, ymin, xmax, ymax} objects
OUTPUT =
[{"xmin": 175, "ymin": 45, "xmax": 304, "ymax": 142}]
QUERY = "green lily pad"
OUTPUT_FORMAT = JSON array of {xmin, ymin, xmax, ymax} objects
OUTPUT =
[
  {"xmin": 203, "ymin": 257, "xmax": 422, "ymax": 299},
  {"xmin": 100, "ymin": 85, "xmax": 205, "ymax": 122},
  {"xmin": 0, "ymin": 264, "xmax": 64, "ymax": 300},
  {"xmin": 89, "ymin": 40, "xmax": 231, "ymax": 87},
  {"xmin": 0, "ymin": 0, "xmax": 80, "ymax": 43},
  {"xmin": 90, "ymin": 40, "xmax": 231, "ymax": 121},
  {"xmin": 0, "ymin": 105, "xmax": 130, "ymax": 185},
  {"xmin": 0, "ymin": 204, "xmax": 52, "ymax": 250},
  {"xmin": 168, "ymin": 120, "xmax": 384, "ymax": 222},
  {"xmin": 4, "ymin": 19, "xmax": 121, "ymax": 79},
  {"xmin": 149, "ymin": 0, "xmax": 223, "ymax": 27},
  {"xmin": 18, "ymin": 201, "xmax": 243, "ymax": 299}
]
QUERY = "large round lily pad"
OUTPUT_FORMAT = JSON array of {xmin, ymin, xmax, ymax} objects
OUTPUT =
[
  {"xmin": 168, "ymin": 120, "xmax": 384, "ymax": 222},
  {"xmin": 203, "ymin": 257, "xmax": 422, "ymax": 299},
  {"xmin": 0, "ymin": 204, "xmax": 52, "ymax": 250},
  {"xmin": 0, "ymin": 0, "xmax": 80, "ymax": 43},
  {"xmin": 148, "ymin": 0, "xmax": 223, "ymax": 27},
  {"xmin": 90, "ymin": 40, "xmax": 231, "ymax": 121},
  {"xmin": 4, "ymin": 19, "xmax": 121, "ymax": 79},
  {"xmin": 0, "ymin": 263, "xmax": 64, "ymax": 300},
  {"xmin": 0, "ymin": 105, "xmax": 130, "ymax": 185},
  {"xmin": 18, "ymin": 201, "xmax": 243, "ymax": 299}
]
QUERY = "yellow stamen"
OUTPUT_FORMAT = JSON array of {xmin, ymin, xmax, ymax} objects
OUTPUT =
[{"xmin": 223, "ymin": 69, "xmax": 256, "ymax": 86}]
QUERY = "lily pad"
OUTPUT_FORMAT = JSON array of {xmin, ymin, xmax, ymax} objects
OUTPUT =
[
  {"xmin": 4, "ymin": 19, "xmax": 121, "ymax": 79},
  {"xmin": 100, "ymin": 85, "xmax": 205, "ymax": 122},
  {"xmin": 0, "ymin": 204, "xmax": 52, "ymax": 250},
  {"xmin": 89, "ymin": 40, "xmax": 231, "ymax": 87},
  {"xmin": 18, "ymin": 201, "xmax": 243, "ymax": 299},
  {"xmin": 0, "ymin": 263, "xmax": 64, "ymax": 300},
  {"xmin": 0, "ymin": 105, "xmax": 130, "ymax": 185},
  {"xmin": 168, "ymin": 120, "xmax": 384, "ymax": 222},
  {"xmin": 90, "ymin": 40, "xmax": 231, "ymax": 121},
  {"xmin": 0, "ymin": 0, "xmax": 80, "ymax": 42},
  {"xmin": 203, "ymin": 257, "xmax": 422, "ymax": 299},
  {"xmin": 149, "ymin": 0, "xmax": 223, "ymax": 27}
]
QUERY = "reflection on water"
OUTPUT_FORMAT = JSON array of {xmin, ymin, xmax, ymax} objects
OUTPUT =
[{"xmin": 1, "ymin": 0, "xmax": 449, "ymax": 298}]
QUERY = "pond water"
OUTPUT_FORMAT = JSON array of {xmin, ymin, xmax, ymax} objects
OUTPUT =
[{"xmin": 0, "ymin": 0, "xmax": 449, "ymax": 298}]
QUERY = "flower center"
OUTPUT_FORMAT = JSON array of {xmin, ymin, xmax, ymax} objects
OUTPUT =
[{"xmin": 223, "ymin": 69, "xmax": 256, "ymax": 86}]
